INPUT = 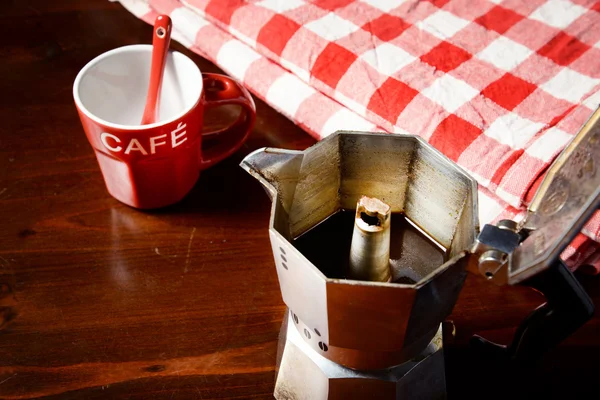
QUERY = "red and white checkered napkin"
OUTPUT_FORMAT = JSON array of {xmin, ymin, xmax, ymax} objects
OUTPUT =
[{"xmin": 118, "ymin": 0, "xmax": 600, "ymax": 272}]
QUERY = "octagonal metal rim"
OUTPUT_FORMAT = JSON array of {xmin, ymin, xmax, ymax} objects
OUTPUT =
[{"xmin": 265, "ymin": 130, "xmax": 480, "ymax": 290}]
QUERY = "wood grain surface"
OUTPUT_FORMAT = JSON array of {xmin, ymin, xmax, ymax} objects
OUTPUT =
[{"xmin": 1, "ymin": 1, "xmax": 599, "ymax": 399}]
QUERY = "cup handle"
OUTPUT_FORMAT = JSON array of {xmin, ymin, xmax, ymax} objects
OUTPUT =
[{"xmin": 199, "ymin": 73, "xmax": 256, "ymax": 170}]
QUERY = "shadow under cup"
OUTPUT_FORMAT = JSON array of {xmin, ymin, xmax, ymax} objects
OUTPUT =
[{"xmin": 73, "ymin": 45, "xmax": 205, "ymax": 209}]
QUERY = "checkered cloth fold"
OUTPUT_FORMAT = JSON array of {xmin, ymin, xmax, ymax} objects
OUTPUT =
[{"xmin": 117, "ymin": 0, "xmax": 600, "ymax": 272}]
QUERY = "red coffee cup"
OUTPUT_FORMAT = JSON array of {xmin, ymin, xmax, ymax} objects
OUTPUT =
[{"xmin": 73, "ymin": 45, "xmax": 255, "ymax": 209}]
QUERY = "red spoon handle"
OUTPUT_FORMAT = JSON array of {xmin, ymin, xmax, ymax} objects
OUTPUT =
[{"xmin": 141, "ymin": 15, "xmax": 172, "ymax": 125}]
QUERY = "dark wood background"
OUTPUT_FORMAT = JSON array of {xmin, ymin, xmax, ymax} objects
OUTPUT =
[{"xmin": 1, "ymin": 1, "xmax": 599, "ymax": 399}]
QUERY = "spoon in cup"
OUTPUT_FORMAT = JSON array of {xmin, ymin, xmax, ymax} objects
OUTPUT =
[{"xmin": 141, "ymin": 15, "xmax": 172, "ymax": 125}]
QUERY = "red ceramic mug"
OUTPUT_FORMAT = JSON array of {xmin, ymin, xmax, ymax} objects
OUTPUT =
[{"xmin": 73, "ymin": 45, "xmax": 255, "ymax": 209}]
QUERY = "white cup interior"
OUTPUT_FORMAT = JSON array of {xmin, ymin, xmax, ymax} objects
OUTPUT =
[{"xmin": 74, "ymin": 45, "xmax": 203, "ymax": 129}]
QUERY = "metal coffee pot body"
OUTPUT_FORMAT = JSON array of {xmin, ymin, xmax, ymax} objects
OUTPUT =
[
  {"xmin": 241, "ymin": 132, "xmax": 478, "ymax": 371},
  {"xmin": 242, "ymin": 111, "xmax": 600, "ymax": 399}
]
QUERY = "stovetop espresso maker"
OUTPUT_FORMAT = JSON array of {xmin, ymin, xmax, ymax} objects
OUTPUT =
[{"xmin": 240, "ymin": 108, "xmax": 600, "ymax": 399}]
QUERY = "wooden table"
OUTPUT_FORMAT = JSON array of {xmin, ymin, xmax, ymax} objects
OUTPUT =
[{"xmin": 1, "ymin": 1, "xmax": 599, "ymax": 399}]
